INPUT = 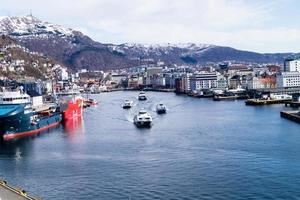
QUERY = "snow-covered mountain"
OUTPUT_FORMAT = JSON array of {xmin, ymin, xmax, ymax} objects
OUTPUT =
[
  {"xmin": 0, "ymin": 15, "xmax": 74, "ymax": 37},
  {"xmin": 0, "ymin": 15, "xmax": 133, "ymax": 70},
  {"xmin": 0, "ymin": 15, "xmax": 293, "ymax": 70},
  {"xmin": 107, "ymin": 42, "xmax": 219, "ymax": 65},
  {"xmin": 108, "ymin": 43, "xmax": 214, "ymax": 57}
]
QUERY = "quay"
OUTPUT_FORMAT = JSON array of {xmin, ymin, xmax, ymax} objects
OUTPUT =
[
  {"xmin": 110, "ymin": 88, "xmax": 175, "ymax": 92},
  {"xmin": 213, "ymin": 95, "xmax": 248, "ymax": 101},
  {"xmin": 251, "ymin": 88, "xmax": 300, "ymax": 97},
  {"xmin": 285, "ymin": 101, "xmax": 300, "ymax": 108},
  {"xmin": 280, "ymin": 110, "xmax": 300, "ymax": 124},
  {"xmin": 245, "ymin": 99, "xmax": 291, "ymax": 106},
  {"xmin": 0, "ymin": 179, "xmax": 40, "ymax": 200},
  {"xmin": 142, "ymin": 88, "xmax": 175, "ymax": 92},
  {"xmin": 187, "ymin": 93, "xmax": 213, "ymax": 98}
]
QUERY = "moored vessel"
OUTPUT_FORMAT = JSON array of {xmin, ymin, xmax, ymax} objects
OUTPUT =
[
  {"xmin": 57, "ymin": 91, "xmax": 83, "ymax": 121},
  {"xmin": 83, "ymin": 98, "xmax": 98, "ymax": 108},
  {"xmin": 0, "ymin": 90, "xmax": 62, "ymax": 141}
]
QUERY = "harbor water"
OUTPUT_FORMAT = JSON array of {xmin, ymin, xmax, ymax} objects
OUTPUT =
[{"xmin": 0, "ymin": 91, "xmax": 300, "ymax": 199}]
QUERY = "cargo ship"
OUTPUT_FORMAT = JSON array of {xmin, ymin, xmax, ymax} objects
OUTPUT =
[
  {"xmin": 0, "ymin": 90, "xmax": 62, "ymax": 141},
  {"xmin": 56, "ymin": 91, "xmax": 84, "ymax": 121}
]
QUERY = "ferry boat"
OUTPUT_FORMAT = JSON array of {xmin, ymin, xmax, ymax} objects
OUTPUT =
[
  {"xmin": 156, "ymin": 103, "xmax": 167, "ymax": 114},
  {"xmin": 133, "ymin": 109, "xmax": 152, "ymax": 127},
  {"xmin": 138, "ymin": 92, "xmax": 147, "ymax": 101},
  {"xmin": 0, "ymin": 90, "xmax": 62, "ymax": 141},
  {"xmin": 56, "ymin": 91, "xmax": 84, "ymax": 121},
  {"xmin": 122, "ymin": 99, "xmax": 133, "ymax": 109}
]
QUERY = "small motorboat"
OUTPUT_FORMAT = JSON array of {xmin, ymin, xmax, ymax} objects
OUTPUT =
[
  {"xmin": 122, "ymin": 99, "xmax": 133, "ymax": 109},
  {"xmin": 133, "ymin": 109, "xmax": 152, "ymax": 127},
  {"xmin": 156, "ymin": 103, "xmax": 167, "ymax": 114},
  {"xmin": 138, "ymin": 92, "xmax": 147, "ymax": 101},
  {"xmin": 83, "ymin": 98, "xmax": 98, "ymax": 108}
]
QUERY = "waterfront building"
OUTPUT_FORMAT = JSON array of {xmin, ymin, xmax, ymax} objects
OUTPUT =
[
  {"xmin": 267, "ymin": 65, "xmax": 281, "ymax": 74},
  {"xmin": 164, "ymin": 73, "xmax": 175, "ymax": 88},
  {"xmin": 248, "ymin": 76, "xmax": 277, "ymax": 89},
  {"xmin": 128, "ymin": 76, "xmax": 140, "ymax": 88},
  {"xmin": 216, "ymin": 76, "xmax": 228, "ymax": 89},
  {"xmin": 175, "ymin": 77, "xmax": 184, "ymax": 93},
  {"xmin": 253, "ymin": 66, "xmax": 268, "ymax": 76},
  {"xmin": 144, "ymin": 74, "xmax": 166, "ymax": 87},
  {"xmin": 261, "ymin": 76, "xmax": 277, "ymax": 88},
  {"xmin": 111, "ymin": 74, "xmax": 127, "ymax": 84},
  {"xmin": 153, "ymin": 75, "xmax": 166, "ymax": 87},
  {"xmin": 229, "ymin": 75, "xmax": 241, "ymax": 89},
  {"xmin": 240, "ymin": 75, "xmax": 250, "ymax": 89},
  {"xmin": 189, "ymin": 72, "xmax": 217, "ymax": 91},
  {"xmin": 146, "ymin": 67, "xmax": 163, "ymax": 77},
  {"xmin": 227, "ymin": 65, "xmax": 252, "ymax": 76},
  {"xmin": 277, "ymin": 72, "xmax": 300, "ymax": 88},
  {"xmin": 184, "ymin": 73, "xmax": 192, "ymax": 91},
  {"xmin": 236, "ymin": 68, "xmax": 253, "ymax": 76},
  {"xmin": 284, "ymin": 58, "xmax": 300, "ymax": 72},
  {"xmin": 175, "ymin": 74, "xmax": 189, "ymax": 93}
]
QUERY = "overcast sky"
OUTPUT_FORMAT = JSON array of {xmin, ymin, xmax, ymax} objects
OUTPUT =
[{"xmin": 0, "ymin": 0, "xmax": 299, "ymax": 53}]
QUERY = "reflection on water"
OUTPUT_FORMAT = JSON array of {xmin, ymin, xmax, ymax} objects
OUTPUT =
[
  {"xmin": 0, "ymin": 136, "xmax": 34, "ymax": 167},
  {"xmin": 0, "ymin": 116, "xmax": 85, "ymax": 158},
  {"xmin": 63, "ymin": 117, "xmax": 84, "ymax": 134},
  {"xmin": 62, "ymin": 117, "xmax": 85, "ymax": 142}
]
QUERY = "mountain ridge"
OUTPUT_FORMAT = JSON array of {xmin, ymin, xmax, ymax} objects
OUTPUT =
[{"xmin": 0, "ymin": 15, "xmax": 296, "ymax": 70}]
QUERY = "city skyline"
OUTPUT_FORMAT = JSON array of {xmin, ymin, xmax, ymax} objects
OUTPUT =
[{"xmin": 0, "ymin": 0, "xmax": 300, "ymax": 53}]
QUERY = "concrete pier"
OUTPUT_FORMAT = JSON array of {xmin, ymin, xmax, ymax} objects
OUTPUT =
[
  {"xmin": 280, "ymin": 111, "xmax": 300, "ymax": 124},
  {"xmin": 0, "ymin": 180, "xmax": 40, "ymax": 200},
  {"xmin": 245, "ymin": 99, "xmax": 290, "ymax": 106},
  {"xmin": 285, "ymin": 101, "xmax": 300, "ymax": 108},
  {"xmin": 214, "ymin": 95, "xmax": 248, "ymax": 101}
]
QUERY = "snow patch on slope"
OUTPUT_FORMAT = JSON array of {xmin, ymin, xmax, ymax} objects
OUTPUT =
[{"xmin": 0, "ymin": 15, "xmax": 74, "ymax": 37}]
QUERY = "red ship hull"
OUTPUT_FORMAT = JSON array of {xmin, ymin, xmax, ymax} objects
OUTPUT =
[
  {"xmin": 3, "ymin": 121, "xmax": 61, "ymax": 141},
  {"xmin": 62, "ymin": 98, "xmax": 83, "ymax": 121}
]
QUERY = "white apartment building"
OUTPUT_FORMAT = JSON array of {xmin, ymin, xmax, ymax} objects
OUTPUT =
[
  {"xmin": 284, "ymin": 59, "xmax": 300, "ymax": 72},
  {"xmin": 247, "ymin": 77, "xmax": 264, "ymax": 89},
  {"xmin": 217, "ymin": 76, "xmax": 228, "ymax": 89},
  {"xmin": 189, "ymin": 72, "xmax": 218, "ymax": 91},
  {"xmin": 277, "ymin": 72, "xmax": 300, "ymax": 88}
]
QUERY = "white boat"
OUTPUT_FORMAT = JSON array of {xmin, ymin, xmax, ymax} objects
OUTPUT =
[
  {"xmin": 213, "ymin": 89, "xmax": 224, "ymax": 95},
  {"xmin": 138, "ymin": 92, "xmax": 147, "ymax": 100},
  {"xmin": 0, "ymin": 90, "xmax": 31, "ymax": 105},
  {"xmin": 156, "ymin": 103, "xmax": 167, "ymax": 114},
  {"xmin": 133, "ymin": 109, "xmax": 152, "ymax": 127},
  {"xmin": 0, "ymin": 88, "xmax": 33, "ymax": 112},
  {"xmin": 122, "ymin": 99, "xmax": 133, "ymax": 109},
  {"xmin": 270, "ymin": 94, "xmax": 292, "ymax": 100}
]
